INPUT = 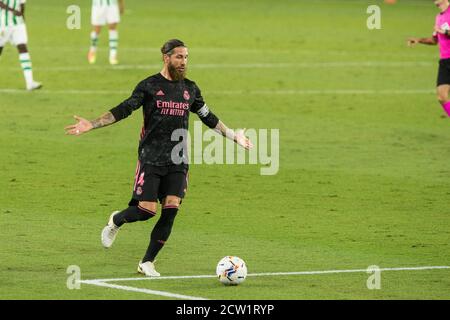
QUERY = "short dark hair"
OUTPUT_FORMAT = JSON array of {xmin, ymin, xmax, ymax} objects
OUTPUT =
[{"xmin": 161, "ymin": 39, "xmax": 186, "ymax": 55}]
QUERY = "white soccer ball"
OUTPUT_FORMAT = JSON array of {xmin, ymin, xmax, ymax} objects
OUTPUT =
[{"xmin": 216, "ymin": 256, "xmax": 247, "ymax": 285}]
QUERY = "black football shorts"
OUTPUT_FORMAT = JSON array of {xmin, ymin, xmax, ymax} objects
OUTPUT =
[
  {"xmin": 437, "ymin": 58, "xmax": 450, "ymax": 86},
  {"xmin": 129, "ymin": 162, "xmax": 188, "ymax": 205}
]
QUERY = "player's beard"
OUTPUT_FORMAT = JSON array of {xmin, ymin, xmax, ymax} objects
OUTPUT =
[{"xmin": 168, "ymin": 62, "xmax": 186, "ymax": 81}]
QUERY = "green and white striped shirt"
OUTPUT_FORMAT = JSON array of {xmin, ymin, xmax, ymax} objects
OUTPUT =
[
  {"xmin": 92, "ymin": 0, "xmax": 118, "ymax": 6},
  {"xmin": 0, "ymin": 0, "xmax": 26, "ymax": 29}
]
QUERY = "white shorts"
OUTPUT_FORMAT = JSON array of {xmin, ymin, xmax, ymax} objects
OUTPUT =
[
  {"xmin": 0, "ymin": 24, "xmax": 28, "ymax": 47},
  {"xmin": 91, "ymin": 5, "xmax": 120, "ymax": 26}
]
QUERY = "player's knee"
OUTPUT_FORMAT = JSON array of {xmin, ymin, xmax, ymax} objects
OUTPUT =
[
  {"xmin": 17, "ymin": 44, "xmax": 27, "ymax": 53},
  {"xmin": 437, "ymin": 90, "xmax": 447, "ymax": 103},
  {"xmin": 163, "ymin": 196, "xmax": 181, "ymax": 208},
  {"xmin": 437, "ymin": 88, "xmax": 449, "ymax": 104},
  {"xmin": 438, "ymin": 94, "xmax": 448, "ymax": 105},
  {"xmin": 138, "ymin": 201, "xmax": 157, "ymax": 214}
]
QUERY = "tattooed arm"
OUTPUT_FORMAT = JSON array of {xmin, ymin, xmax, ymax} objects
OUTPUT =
[
  {"xmin": 65, "ymin": 79, "xmax": 147, "ymax": 136},
  {"xmin": 90, "ymin": 112, "xmax": 116, "ymax": 129},
  {"xmin": 214, "ymin": 120, "xmax": 253, "ymax": 150},
  {"xmin": 64, "ymin": 112, "xmax": 116, "ymax": 136}
]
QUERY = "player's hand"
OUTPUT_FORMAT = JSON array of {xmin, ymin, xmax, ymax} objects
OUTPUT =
[
  {"xmin": 234, "ymin": 129, "xmax": 254, "ymax": 150},
  {"xmin": 119, "ymin": 3, "xmax": 125, "ymax": 15},
  {"xmin": 407, "ymin": 38, "xmax": 419, "ymax": 47},
  {"xmin": 13, "ymin": 10, "xmax": 22, "ymax": 17},
  {"xmin": 64, "ymin": 115, "xmax": 93, "ymax": 136},
  {"xmin": 434, "ymin": 26, "xmax": 446, "ymax": 35}
]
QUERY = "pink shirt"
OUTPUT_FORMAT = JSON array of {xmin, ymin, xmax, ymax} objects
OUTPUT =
[{"xmin": 435, "ymin": 8, "xmax": 450, "ymax": 59}]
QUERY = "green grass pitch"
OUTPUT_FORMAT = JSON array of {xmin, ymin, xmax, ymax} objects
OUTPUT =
[{"xmin": 0, "ymin": 0, "xmax": 449, "ymax": 299}]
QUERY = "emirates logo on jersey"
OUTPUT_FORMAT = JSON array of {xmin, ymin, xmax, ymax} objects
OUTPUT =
[
  {"xmin": 183, "ymin": 90, "xmax": 190, "ymax": 100},
  {"xmin": 156, "ymin": 100, "xmax": 189, "ymax": 116}
]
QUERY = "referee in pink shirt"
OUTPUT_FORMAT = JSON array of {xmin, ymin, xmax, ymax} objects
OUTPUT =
[{"xmin": 408, "ymin": 0, "xmax": 450, "ymax": 116}]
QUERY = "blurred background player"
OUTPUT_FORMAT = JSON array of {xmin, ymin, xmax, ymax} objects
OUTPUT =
[
  {"xmin": 0, "ymin": 0, "xmax": 42, "ymax": 90},
  {"xmin": 408, "ymin": 0, "xmax": 450, "ymax": 116},
  {"xmin": 88, "ymin": 0, "xmax": 124, "ymax": 65}
]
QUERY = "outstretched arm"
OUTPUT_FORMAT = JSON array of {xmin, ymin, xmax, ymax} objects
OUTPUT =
[
  {"xmin": 408, "ymin": 34, "xmax": 438, "ymax": 46},
  {"xmin": 65, "ymin": 112, "xmax": 116, "ymax": 136},
  {"xmin": 191, "ymin": 85, "xmax": 253, "ymax": 150},
  {"xmin": 65, "ymin": 80, "xmax": 146, "ymax": 136},
  {"xmin": 193, "ymin": 103, "xmax": 253, "ymax": 149},
  {"xmin": 214, "ymin": 120, "xmax": 253, "ymax": 150}
]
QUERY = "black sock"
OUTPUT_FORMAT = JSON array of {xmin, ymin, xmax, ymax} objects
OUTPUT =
[
  {"xmin": 113, "ymin": 205, "xmax": 156, "ymax": 227},
  {"xmin": 143, "ymin": 206, "xmax": 178, "ymax": 262}
]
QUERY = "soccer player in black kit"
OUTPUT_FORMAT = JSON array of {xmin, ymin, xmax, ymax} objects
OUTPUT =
[{"xmin": 65, "ymin": 39, "xmax": 253, "ymax": 276}]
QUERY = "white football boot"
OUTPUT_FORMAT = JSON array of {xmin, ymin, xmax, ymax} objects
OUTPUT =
[
  {"xmin": 87, "ymin": 50, "xmax": 96, "ymax": 64},
  {"xmin": 137, "ymin": 261, "xmax": 160, "ymax": 277},
  {"xmin": 101, "ymin": 211, "xmax": 120, "ymax": 248},
  {"xmin": 109, "ymin": 55, "xmax": 119, "ymax": 65},
  {"xmin": 27, "ymin": 81, "xmax": 42, "ymax": 91}
]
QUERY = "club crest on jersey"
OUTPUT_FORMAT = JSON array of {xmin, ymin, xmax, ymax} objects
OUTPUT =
[
  {"xmin": 183, "ymin": 90, "xmax": 190, "ymax": 100},
  {"xmin": 136, "ymin": 186, "xmax": 143, "ymax": 195}
]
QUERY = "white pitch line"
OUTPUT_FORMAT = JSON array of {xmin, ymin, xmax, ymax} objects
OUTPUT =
[
  {"xmin": 28, "ymin": 46, "xmax": 434, "ymax": 56},
  {"xmin": 80, "ymin": 265, "xmax": 450, "ymax": 283},
  {"xmin": 1, "ymin": 61, "xmax": 435, "ymax": 72},
  {"xmin": 245, "ymin": 266, "xmax": 450, "ymax": 277},
  {"xmin": 215, "ymin": 89, "xmax": 436, "ymax": 95},
  {"xmin": 0, "ymin": 88, "xmax": 435, "ymax": 95},
  {"xmin": 82, "ymin": 280, "xmax": 208, "ymax": 300},
  {"xmin": 80, "ymin": 274, "xmax": 218, "ymax": 283},
  {"xmin": 0, "ymin": 88, "xmax": 131, "ymax": 95}
]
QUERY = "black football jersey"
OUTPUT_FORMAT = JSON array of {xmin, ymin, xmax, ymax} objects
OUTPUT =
[{"xmin": 110, "ymin": 73, "xmax": 219, "ymax": 166}]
